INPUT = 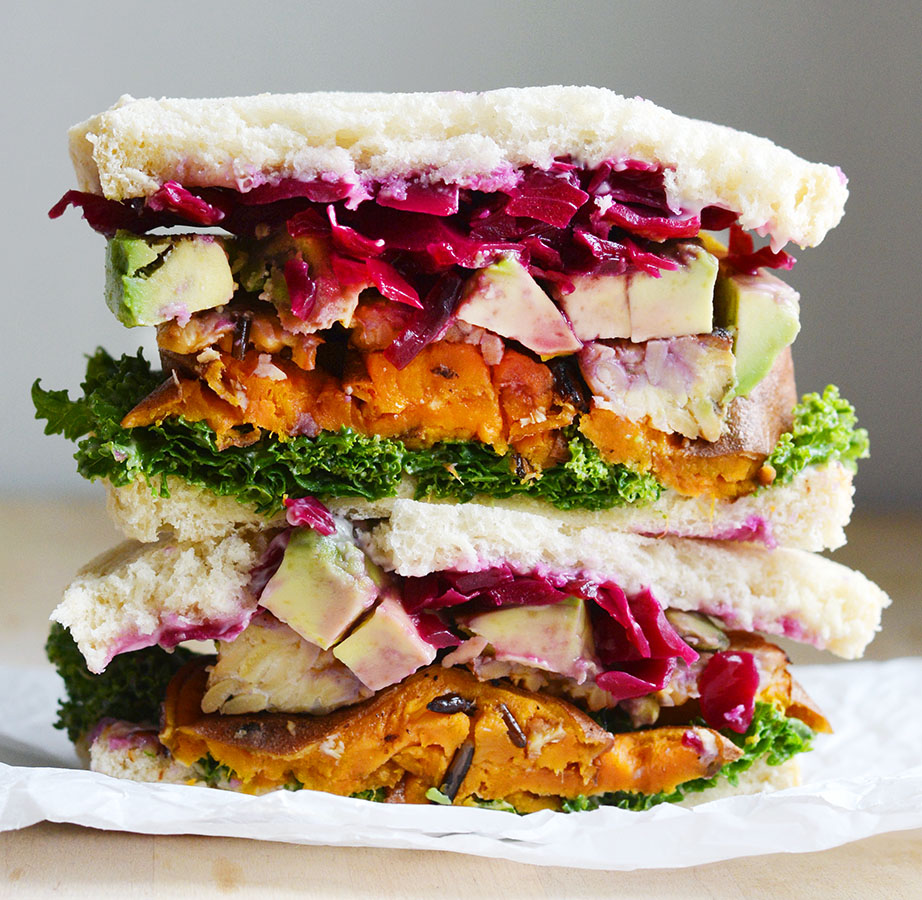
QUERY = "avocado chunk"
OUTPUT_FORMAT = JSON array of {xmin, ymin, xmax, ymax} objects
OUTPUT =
[
  {"xmin": 663, "ymin": 610, "xmax": 730, "ymax": 652},
  {"xmin": 258, "ymin": 527, "xmax": 379, "ymax": 650},
  {"xmin": 628, "ymin": 243, "xmax": 719, "ymax": 342},
  {"xmin": 460, "ymin": 598, "xmax": 598, "ymax": 684},
  {"xmin": 457, "ymin": 257, "xmax": 581, "ymax": 356},
  {"xmin": 105, "ymin": 230, "xmax": 235, "ymax": 327},
  {"xmin": 332, "ymin": 595, "xmax": 436, "ymax": 691},
  {"xmin": 714, "ymin": 270, "xmax": 800, "ymax": 398},
  {"xmin": 555, "ymin": 274, "xmax": 631, "ymax": 341}
]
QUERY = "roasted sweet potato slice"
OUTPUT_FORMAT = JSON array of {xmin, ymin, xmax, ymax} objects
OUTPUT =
[{"xmin": 161, "ymin": 662, "xmax": 742, "ymax": 807}]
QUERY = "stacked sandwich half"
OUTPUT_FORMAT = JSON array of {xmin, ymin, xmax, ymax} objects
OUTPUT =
[{"xmin": 36, "ymin": 87, "xmax": 888, "ymax": 812}]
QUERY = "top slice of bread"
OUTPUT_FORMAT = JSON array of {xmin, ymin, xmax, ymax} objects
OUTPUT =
[{"xmin": 68, "ymin": 86, "xmax": 847, "ymax": 248}]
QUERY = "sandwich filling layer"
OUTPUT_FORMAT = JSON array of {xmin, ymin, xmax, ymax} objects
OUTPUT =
[{"xmin": 39, "ymin": 156, "xmax": 867, "ymax": 530}]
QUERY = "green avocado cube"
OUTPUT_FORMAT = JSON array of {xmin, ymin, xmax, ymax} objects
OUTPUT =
[
  {"xmin": 105, "ymin": 230, "xmax": 235, "ymax": 327},
  {"xmin": 714, "ymin": 270, "xmax": 801, "ymax": 398},
  {"xmin": 628, "ymin": 243, "xmax": 719, "ymax": 342},
  {"xmin": 258, "ymin": 528, "xmax": 379, "ymax": 650},
  {"xmin": 554, "ymin": 273, "xmax": 632, "ymax": 341},
  {"xmin": 456, "ymin": 257, "xmax": 582, "ymax": 356},
  {"xmin": 460, "ymin": 598, "xmax": 597, "ymax": 683},
  {"xmin": 332, "ymin": 595, "xmax": 436, "ymax": 691}
]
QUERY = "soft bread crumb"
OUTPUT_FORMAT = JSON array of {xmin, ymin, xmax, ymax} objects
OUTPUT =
[
  {"xmin": 90, "ymin": 722, "xmax": 196, "ymax": 785},
  {"xmin": 52, "ymin": 531, "xmax": 269, "ymax": 673},
  {"xmin": 69, "ymin": 87, "xmax": 847, "ymax": 248},
  {"xmin": 678, "ymin": 759, "xmax": 800, "ymax": 807},
  {"xmin": 105, "ymin": 477, "xmax": 285, "ymax": 542},
  {"xmin": 333, "ymin": 463, "xmax": 854, "ymax": 553}
]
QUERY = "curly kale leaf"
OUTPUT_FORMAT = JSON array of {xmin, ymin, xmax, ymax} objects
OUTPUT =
[
  {"xmin": 765, "ymin": 385, "xmax": 869, "ymax": 486},
  {"xmin": 407, "ymin": 429, "xmax": 662, "ymax": 510},
  {"xmin": 45, "ymin": 622, "xmax": 195, "ymax": 743},
  {"xmin": 195, "ymin": 754, "xmax": 238, "ymax": 788},
  {"xmin": 32, "ymin": 348, "xmax": 408, "ymax": 513},
  {"xmin": 351, "ymin": 788, "xmax": 388, "ymax": 802}
]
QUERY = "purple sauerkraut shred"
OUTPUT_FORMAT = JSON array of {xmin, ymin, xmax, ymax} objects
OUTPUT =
[
  {"xmin": 412, "ymin": 610, "xmax": 463, "ymax": 649},
  {"xmin": 146, "ymin": 181, "xmax": 225, "ymax": 226},
  {"xmin": 248, "ymin": 530, "xmax": 292, "ymax": 598},
  {"xmin": 282, "ymin": 258, "xmax": 317, "ymax": 321},
  {"xmin": 697, "ymin": 650, "xmax": 759, "ymax": 733},
  {"xmin": 400, "ymin": 568, "xmax": 697, "ymax": 697},
  {"xmin": 366, "ymin": 258, "xmax": 422, "ymax": 308},
  {"xmin": 596, "ymin": 657, "xmax": 677, "ymax": 702},
  {"xmin": 383, "ymin": 270, "xmax": 465, "ymax": 369},
  {"xmin": 283, "ymin": 496, "xmax": 337, "ymax": 535},
  {"xmin": 49, "ymin": 162, "xmax": 765, "ymax": 288}
]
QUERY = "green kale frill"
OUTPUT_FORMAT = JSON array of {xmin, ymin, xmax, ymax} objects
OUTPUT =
[
  {"xmin": 45, "ymin": 622, "xmax": 195, "ymax": 743},
  {"xmin": 764, "ymin": 385, "xmax": 869, "ymax": 486}
]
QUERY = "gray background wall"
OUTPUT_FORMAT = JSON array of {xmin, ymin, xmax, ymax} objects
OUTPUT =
[{"xmin": 3, "ymin": 0, "xmax": 919, "ymax": 511}]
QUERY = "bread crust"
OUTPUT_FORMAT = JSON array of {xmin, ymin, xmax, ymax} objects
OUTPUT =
[{"xmin": 68, "ymin": 87, "xmax": 846, "ymax": 247}]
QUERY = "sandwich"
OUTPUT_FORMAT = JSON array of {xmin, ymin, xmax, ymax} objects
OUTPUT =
[{"xmin": 36, "ymin": 87, "xmax": 887, "ymax": 813}]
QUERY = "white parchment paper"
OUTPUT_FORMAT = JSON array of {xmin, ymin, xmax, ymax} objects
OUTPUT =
[{"xmin": 1, "ymin": 658, "xmax": 921, "ymax": 870}]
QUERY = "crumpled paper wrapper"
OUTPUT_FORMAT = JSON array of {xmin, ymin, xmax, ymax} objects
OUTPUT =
[{"xmin": 2, "ymin": 658, "xmax": 921, "ymax": 870}]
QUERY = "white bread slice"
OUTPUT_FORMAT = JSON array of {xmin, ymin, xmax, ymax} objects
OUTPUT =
[
  {"xmin": 52, "ymin": 531, "xmax": 269, "ymax": 674},
  {"xmin": 69, "ymin": 87, "xmax": 846, "ymax": 248},
  {"xmin": 63, "ymin": 497, "xmax": 884, "ymax": 668},
  {"xmin": 360, "ymin": 500, "xmax": 889, "ymax": 659},
  {"xmin": 333, "ymin": 463, "xmax": 855, "ymax": 553},
  {"xmin": 104, "ymin": 462, "xmax": 854, "ymax": 553},
  {"xmin": 677, "ymin": 758, "xmax": 800, "ymax": 807},
  {"xmin": 89, "ymin": 722, "xmax": 196, "ymax": 786}
]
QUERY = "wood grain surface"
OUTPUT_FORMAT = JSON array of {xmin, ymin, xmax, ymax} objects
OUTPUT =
[{"xmin": 2, "ymin": 497, "xmax": 920, "ymax": 896}]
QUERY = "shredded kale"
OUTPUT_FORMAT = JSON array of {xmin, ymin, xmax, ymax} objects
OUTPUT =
[
  {"xmin": 560, "ymin": 795, "xmax": 599, "ymax": 813},
  {"xmin": 351, "ymin": 788, "xmax": 388, "ymax": 802},
  {"xmin": 408, "ymin": 428, "xmax": 662, "ymax": 510},
  {"xmin": 424, "ymin": 786, "xmax": 453, "ymax": 805},
  {"xmin": 470, "ymin": 796, "xmax": 520, "ymax": 813},
  {"xmin": 195, "ymin": 754, "xmax": 238, "ymax": 788},
  {"xmin": 764, "ymin": 385, "xmax": 869, "ymax": 486},
  {"xmin": 45, "ymin": 622, "xmax": 195, "ymax": 743},
  {"xmin": 32, "ymin": 349, "xmax": 661, "ymax": 514},
  {"xmin": 563, "ymin": 703, "xmax": 815, "ymax": 813}
]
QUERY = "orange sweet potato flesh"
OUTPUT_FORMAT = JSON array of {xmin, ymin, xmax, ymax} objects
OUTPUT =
[
  {"xmin": 122, "ymin": 352, "xmax": 359, "ymax": 449},
  {"xmin": 345, "ymin": 343, "xmax": 507, "ymax": 449},
  {"xmin": 579, "ymin": 408, "xmax": 766, "ymax": 499},
  {"xmin": 124, "ymin": 343, "xmax": 575, "ymax": 456},
  {"xmin": 160, "ymin": 662, "xmax": 743, "ymax": 809}
]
